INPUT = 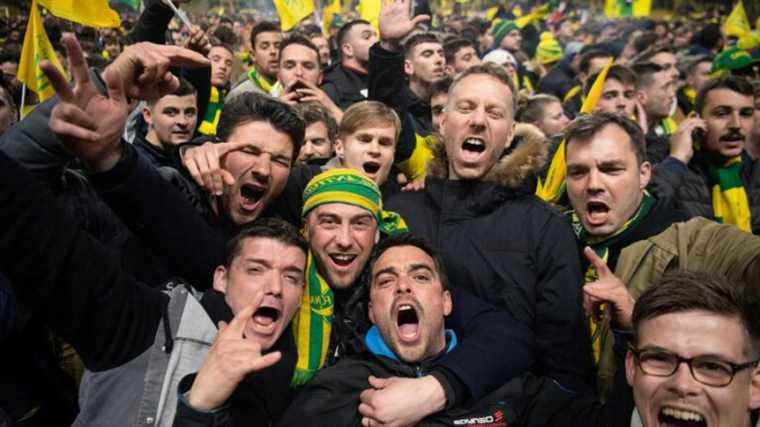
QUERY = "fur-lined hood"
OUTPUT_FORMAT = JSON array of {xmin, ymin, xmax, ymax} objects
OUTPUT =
[{"xmin": 427, "ymin": 123, "xmax": 549, "ymax": 189}]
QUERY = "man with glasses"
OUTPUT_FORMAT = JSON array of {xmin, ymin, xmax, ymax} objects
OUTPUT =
[{"xmin": 626, "ymin": 270, "xmax": 760, "ymax": 427}]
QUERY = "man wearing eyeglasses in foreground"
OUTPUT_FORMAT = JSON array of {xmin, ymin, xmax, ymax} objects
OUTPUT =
[{"xmin": 626, "ymin": 271, "xmax": 760, "ymax": 427}]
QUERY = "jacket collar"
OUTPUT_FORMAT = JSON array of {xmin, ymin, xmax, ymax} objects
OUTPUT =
[{"xmin": 363, "ymin": 325, "xmax": 457, "ymax": 362}]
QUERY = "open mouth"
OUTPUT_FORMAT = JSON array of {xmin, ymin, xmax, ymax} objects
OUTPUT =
[
  {"xmin": 395, "ymin": 303, "xmax": 420, "ymax": 342},
  {"xmin": 240, "ymin": 183, "xmax": 266, "ymax": 210},
  {"xmin": 329, "ymin": 253, "xmax": 357, "ymax": 268},
  {"xmin": 252, "ymin": 306, "xmax": 281, "ymax": 334},
  {"xmin": 585, "ymin": 200, "xmax": 610, "ymax": 226},
  {"xmin": 462, "ymin": 137, "xmax": 486, "ymax": 153},
  {"xmin": 657, "ymin": 407, "xmax": 706, "ymax": 427},
  {"xmin": 362, "ymin": 161, "xmax": 381, "ymax": 175}
]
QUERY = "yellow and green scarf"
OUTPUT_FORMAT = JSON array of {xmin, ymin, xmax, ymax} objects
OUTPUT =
[
  {"xmin": 291, "ymin": 169, "xmax": 409, "ymax": 386},
  {"xmin": 654, "ymin": 116, "xmax": 677, "ymax": 136},
  {"xmin": 709, "ymin": 156, "xmax": 752, "ymax": 232},
  {"xmin": 198, "ymin": 86, "xmax": 225, "ymax": 136},
  {"xmin": 571, "ymin": 191, "xmax": 654, "ymax": 365},
  {"xmin": 247, "ymin": 67, "xmax": 275, "ymax": 94}
]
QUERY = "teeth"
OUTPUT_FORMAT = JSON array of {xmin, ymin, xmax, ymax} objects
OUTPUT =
[
  {"xmin": 332, "ymin": 254, "xmax": 355, "ymax": 261},
  {"xmin": 464, "ymin": 138, "xmax": 484, "ymax": 146},
  {"xmin": 662, "ymin": 407, "xmax": 704, "ymax": 422},
  {"xmin": 399, "ymin": 305, "xmax": 413, "ymax": 311}
]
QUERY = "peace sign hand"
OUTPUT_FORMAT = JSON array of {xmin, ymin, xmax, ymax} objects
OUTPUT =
[
  {"xmin": 186, "ymin": 291, "xmax": 282, "ymax": 412},
  {"xmin": 41, "ymin": 34, "xmax": 128, "ymax": 173},
  {"xmin": 582, "ymin": 247, "xmax": 635, "ymax": 330}
]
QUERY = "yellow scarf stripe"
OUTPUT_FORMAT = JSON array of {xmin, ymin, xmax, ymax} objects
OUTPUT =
[{"xmin": 710, "ymin": 156, "xmax": 752, "ymax": 232}]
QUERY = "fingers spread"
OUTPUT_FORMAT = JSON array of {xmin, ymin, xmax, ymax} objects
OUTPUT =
[{"xmin": 62, "ymin": 34, "xmax": 91, "ymax": 87}]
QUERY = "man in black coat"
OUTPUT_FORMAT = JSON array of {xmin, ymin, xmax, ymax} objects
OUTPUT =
[{"xmin": 320, "ymin": 19, "xmax": 377, "ymax": 110}]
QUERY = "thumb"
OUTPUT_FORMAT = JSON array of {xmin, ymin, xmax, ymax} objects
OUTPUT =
[
  {"xmin": 583, "ymin": 246, "xmax": 611, "ymax": 278},
  {"xmin": 367, "ymin": 375, "xmax": 387, "ymax": 389},
  {"xmin": 249, "ymin": 351, "xmax": 282, "ymax": 372},
  {"xmin": 410, "ymin": 14, "xmax": 431, "ymax": 27},
  {"xmin": 221, "ymin": 169, "xmax": 236, "ymax": 187},
  {"xmin": 105, "ymin": 66, "xmax": 127, "ymax": 105}
]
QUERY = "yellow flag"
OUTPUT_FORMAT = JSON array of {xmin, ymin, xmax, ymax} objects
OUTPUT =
[
  {"xmin": 580, "ymin": 57, "xmax": 614, "ymax": 114},
  {"xmin": 722, "ymin": 1, "xmax": 751, "ymax": 38},
  {"xmin": 358, "ymin": 0, "xmax": 382, "ymax": 31},
  {"xmin": 37, "ymin": 0, "xmax": 120, "ymax": 28},
  {"xmin": 273, "ymin": 0, "xmax": 316, "ymax": 31},
  {"xmin": 605, "ymin": 0, "xmax": 651, "ymax": 18},
  {"xmin": 17, "ymin": 0, "xmax": 66, "ymax": 102},
  {"xmin": 322, "ymin": 0, "xmax": 341, "ymax": 36}
]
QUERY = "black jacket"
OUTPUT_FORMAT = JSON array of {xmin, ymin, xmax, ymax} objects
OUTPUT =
[
  {"xmin": 537, "ymin": 56, "xmax": 579, "ymax": 101},
  {"xmin": 369, "ymin": 43, "xmax": 433, "ymax": 136},
  {"xmin": 320, "ymin": 63, "xmax": 369, "ymax": 110},
  {"xmin": 385, "ymin": 133, "xmax": 596, "ymax": 394},
  {"xmin": 649, "ymin": 153, "xmax": 760, "ymax": 235}
]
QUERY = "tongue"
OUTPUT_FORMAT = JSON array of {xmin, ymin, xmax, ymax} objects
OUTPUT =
[
  {"xmin": 254, "ymin": 314, "xmax": 274, "ymax": 326},
  {"xmin": 399, "ymin": 323, "xmax": 418, "ymax": 337}
]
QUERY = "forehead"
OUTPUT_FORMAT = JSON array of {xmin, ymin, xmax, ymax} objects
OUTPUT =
[
  {"xmin": 703, "ymin": 88, "xmax": 754, "ymax": 111},
  {"xmin": 305, "ymin": 121, "xmax": 329, "ymax": 136},
  {"xmin": 235, "ymin": 236, "xmax": 306, "ymax": 266},
  {"xmin": 348, "ymin": 23, "xmax": 373, "ymax": 39},
  {"xmin": 566, "ymin": 124, "xmax": 636, "ymax": 163},
  {"xmin": 210, "ymin": 46, "xmax": 233, "ymax": 59},
  {"xmin": 650, "ymin": 51, "xmax": 676, "ymax": 64},
  {"xmin": 227, "ymin": 120, "xmax": 294, "ymax": 154},
  {"xmin": 281, "ymin": 44, "xmax": 319, "ymax": 62},
  {"xmin": 311, "ymin": 36, "xmax": 328, "ymax": 46},
  {"xmin": 255, "ymin": 31, "xmax": 282, "ymax": 45},
  {"xmin": 411, "ymin": 41, "xmax": 443, "ymax": 57},
  {"xmin": 345, "ymin": 123, "xmax": 396, "ymax": 138},
  {"xmin": 604, "ymin": 78, "xmax": 632, "ymax": 91},
  {"xmin": 311, "ymin": 202, "xmax": 375, "ymax": 219},
  {"xmin": 153, "ymin": 94, "xmax": 197, "ymax": 109},
  {"xmin": 455, "ymin": 46, "xmax": 477, "ymax": 57},
  {"xmin": 450, "ymin": 74, "xmax": 512, "ymax": 108},
  {"xmin": 372, "ymin": 245, "xmax": 436, "ymax": 274},
  {"xmin": 431, "ymin": 93, "xmax": 448, "ymax": 106},
  {"xmin": 637, "ymin": 310, "xmax": 748, "ymax": 359}
]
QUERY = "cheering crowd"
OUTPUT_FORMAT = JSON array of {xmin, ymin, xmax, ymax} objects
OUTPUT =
[{"xmin": 0, "ymin": 0, "xmax": 760, "ymax": 425}]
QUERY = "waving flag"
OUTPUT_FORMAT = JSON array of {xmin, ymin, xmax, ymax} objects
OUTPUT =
[
  {"xmin": 722, "ymin": 1, "xmax": 751, "ymax": 38},
  {"xmin": 274, "ymin": 0, "xmax": 316, "ymax": 31},
  {"xmin": 37, "ymin": 0, "xmax": 121, "ymax": 28},
  {"xmin": 17, "ymin": 0, "xmax": 66, "ymax": 102}
]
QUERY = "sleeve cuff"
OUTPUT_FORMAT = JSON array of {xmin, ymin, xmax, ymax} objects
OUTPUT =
[
  {"xmin": 88, "ymin": 142, "xmax": 138, "ymax": 192},
  {"xmin": 430, "ymin": 367, "xmax": 470, "ymax": 410},
  {"xmin": 661, "ymin": 156, "xmax": 689, "ymax": 173},
  {"xmin": 175, "ymin": 373, "xmax": 232, "ymax": 426}
]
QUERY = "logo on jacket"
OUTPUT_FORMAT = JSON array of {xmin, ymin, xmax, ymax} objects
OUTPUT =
[{"xmin": 453, "ymin": 409, "xmax": 507, "ymax": 426}]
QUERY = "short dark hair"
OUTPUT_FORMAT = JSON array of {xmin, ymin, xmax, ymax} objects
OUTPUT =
[
  {"xmin": 212, "ymin": 25, "xmax": 238, "ymax": 46},
  {"xmin": 516, "ymin": 94, "xmax": 562, "ymax": 124},
  {"xmin": 279, "ymin": 33, "xmax": 321, "ymax": 69},
  {"xmin": 450, "ymin": 63, "xmax": 517, "ymax": 115},
  {"xmin": 148, "ymin": 76, "xmax": 197, "ymax": 106},
  {"xmin": 217, "ymin": 93, "xmax": 305, "ymax": 162},
  {"xmin": 564, "ymin": 112, "xmax": 647, "ymax": 165},
  {"xmin": 684, "ymin": 55, "xmax": 713, "ymax": 77},
  {"xmin": 632, "ymin": 270, "xmax": 760, "ymax": 358},
  {"xmin": 250, "ymin": 21, "xmax": 280, "ymax": 48},
  {"xmin": 431, "ymin": 76, "xmax": 452, "ymax": 98},
  {"xmin": 637, "ymin": 46, "xmax": 675, "ymax": 64},
  {"xmin": 695, "ymin": 75, "xmax": 755, "ymax": 116},
  {"xmin": 584, "ymin": 65, "xmax": 637, "ymax": 97},
  {"xmin": 336, "ymin": 19, "xmax": 371, "ymax": 58},
  {"xmin": 631, "ymin": 62, "xmax": 665, "ymax": 90},
  {"xmin": 367, "ymin": 233, "xmax": 449, "ymax": 291},
  {"xmin": 224, "ymin": 217, "xmax": 308, "ymax": 267},
  {"xmin": 579, "ymin": 49, "xmax": 613, "ymax": 76},
  {"xmin": 294, "ymin": 102, "xmax": 338, "ymax": 143},
  {"xmin": 443, "ymin": 37, "xmax": 476, "ymax": 65},
  {"xmin": 403, "ymin": 32, "xmax": 441, "ymax": 59}
]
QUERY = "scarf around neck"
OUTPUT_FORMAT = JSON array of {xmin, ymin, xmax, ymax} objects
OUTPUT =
[{"xmin": 708, "ymin": 155, "xmax": 752, "ymax": 232}]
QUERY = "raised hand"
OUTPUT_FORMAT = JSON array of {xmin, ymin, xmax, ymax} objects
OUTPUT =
[
  {"xmin": 186, "ymin": 292, "xmax": 282, "ymax": 412},
  {"xmin": 41, "ymin": 34, "xmax": 128, "ymax": 172},
  {"xmin": 582, "ymin": 247, "xmax": 635, "ymax": 330},
  {"xmin": 669, "ymin": 116, "xmax": 705, "ymax": 165},
  {"xmin": 379, "ymin": 0, "xmax": 430, "ymax": 49},
  {"xmin": 359, "ymin": 375, "xmax": 445, "ymax": 427},
  {"xmin": 183, "ymin": 25, "xmax": 212, "ymax": 56},
  {"xmin": 294, "ymin": 80, "xmax": 344, "ymax": 123},
  {"xmin": 101, "ymin": 41, "xmax": 209, "ymax": 101},
  {"xmin": 182, "ymin": 140, "xmax": 251, "ymax": 196}
]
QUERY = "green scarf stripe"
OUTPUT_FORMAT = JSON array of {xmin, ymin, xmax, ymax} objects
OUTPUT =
[
  {"xmin": 305, "ymin": 182, "xmax": 381, "ymax": 203},
  {"xmin": 573, "ymin": 191, "xmax": 655, "ymax": 248},
  {"xmin": 711, "ymin": 163, "xmax": 744, "ymax": 190},
  {"xmin": 306, "ymin": 261, "xmax": 327, "ymax": 370},
  {"xmin": 248, "ymin": 68, "xmax": 274, "ymax": 93}
]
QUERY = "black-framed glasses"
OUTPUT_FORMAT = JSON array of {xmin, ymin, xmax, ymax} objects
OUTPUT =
[{"xmin": 629, "ymin": 345, "xmax": 760, "ymax": 387}]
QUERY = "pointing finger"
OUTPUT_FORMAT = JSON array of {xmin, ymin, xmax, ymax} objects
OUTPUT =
[
  {"xmin": 583, "ymin": 247, "xmax": 611, "ymax": 278},
  {"xmin": 40, "ymin": 60, "xmax": 74, "ymax": 104},
  {"xmin": 61, "ymin": 34, "xmax": 91, "ymax": 88},
  {"xmin": 225, "ymin": 291, "xmax": 264, "ymax": 338}
]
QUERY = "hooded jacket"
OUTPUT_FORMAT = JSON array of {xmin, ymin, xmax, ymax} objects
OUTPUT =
[
  {"xmin": 320, "ymin": 63, "xmax": 369, "ymax": 110},
  {"xmin": 649, "ymin": 153, "xmax": 760, "ymax": 235},
  {"xmin": 385, "ymin": 125, "xmax": 596, "ymax": 393}
]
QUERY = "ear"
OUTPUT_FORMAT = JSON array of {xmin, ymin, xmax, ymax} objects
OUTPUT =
[
  {"xmin": 318, "ymin": 71, "xmax": 323, "ymax": 85},
  {"xmin": 142, "ymin": 106, "xmax": 153, "ymax": 126},
  {"xmin": 334, "ymin": 138, "xmax": 345, "ymax": 161},
  {"xmin": 639, "ymin": 160, "xmax": 652, "ymax": 189},
  {"xmin": 212, "ymin": 265, "xmax": 229, "ymax": 294},
  {"xmin": 625, "ymin": 349, "xmax": 636, "ymax": 386},
  {"xmin": 503, "ymin": 120, "xmax": 516, "ymax": 151},
  {"xmin": 374, "ymin": 227, "xmax": 380, "ymax": 244},
  {"xmin": 341, "ymin": 42, "xmax": 353, "ymax": 59},
  {"xmin": 368, "ymin": 301, "xmax": 376, "ymax": 324},
  {"xmin": 636, "ymin": 90, "xmax": 647, "ymax": 106},
  {"xmin": 441, "ymin": 290, "xmax": 452, "ymax": 316},
  {"xmin": 404, "ymin": 59, "xmax": 413, "ymax": 77},
  {"xmin": 749, "ymin": 366, "xmax": 760, "ymax": 410}
]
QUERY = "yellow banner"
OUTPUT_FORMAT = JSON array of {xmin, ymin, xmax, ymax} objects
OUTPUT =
[
  {"xmin": 358, "ymin": 0, "xmax": 382, "ymax": 31},
  {"xmin": 722, "ymin": 1, "xmax": 751, "ymax": 38},
  {"xmin": 37, "ymin": 0, "xmax": 120, "ymax": 28},
  {"xmin": 17, "ymin": 0, "xmax": 66, "ymax": 102},
  {"xmin": 274, "ymin": 0, "xmax": 316, "ymax": 31},
  {"xmin": 322, "ymin": 0, "xmax": 341, "ymax": 36},
  {"xmin": 581, "ymin": 57, "xmax": 614, "ymax": 114}
]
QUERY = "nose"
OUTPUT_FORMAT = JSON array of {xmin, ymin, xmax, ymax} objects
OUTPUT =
[
  {"xmin": 728, "ymin": 111, "xmax": 742, "ymax": 129},
  {"xmin": 250, "ymin": 155, "xmax": 272, "ymax": 181},
  {"xmin": 395, "ymin": 274, "xmax": 413, "ymax": 294},
  {"xmin": 666, "ymin": 361, "xmax": 701, "ymax": 397},
  {"xmin": 301, "ymin": 142, "xmax": 314, "ymax": 159},
  {"xmin": 294, "ymin": 65, "xmax": 305, "ymax": 79},
  {"xmin": 367, "ymin": 139, "xmax": 381, "ymax": 156},
  {"xmin": 469, "ymin": 106, "xmax": 487, "ymax": 129},
  {"xmin": 335, "ymin": 223, "xmax": 352, "ymax": 249},
  {"xmin": 267, "ymin": 272, "xmax": 283, "ymax": 296},
  {"xmin": 586, "ymin": 169, "xmax": 603, "ymax": 192}
]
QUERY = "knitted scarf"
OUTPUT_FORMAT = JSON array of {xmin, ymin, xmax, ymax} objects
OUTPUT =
[
  {"xmin": 708, "ymin": 156, "xmax": 752, "ymax": 232},
  {"xmin": 247, "ymin": 67, "xmax": 275, "ymax": 94},
  {"xmin": 198, "ymin": 86, "xmax": 225, "ymax": 136},
  {"xmin": 571, "ymin": 191, "xmax": 654, "ymax": 364}
]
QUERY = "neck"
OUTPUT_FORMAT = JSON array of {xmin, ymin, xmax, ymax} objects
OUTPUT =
[
  {"xmin": 747, "ymin": 138, "xmax": 760, "ymax": 161},
  {"xmin": 253, "ymin": 64, "xmax": 275, "ymax": 82},
  {"xmin": 409, "ymin": 79, "xmax": 432, "ymax": 102},
  {"xmin": 145, "ymin": 131, "xmax": 165, "ymax": 151},
  {"xmin": 342, "ymin": 58, "xmax": 368, "ymax": 75}
]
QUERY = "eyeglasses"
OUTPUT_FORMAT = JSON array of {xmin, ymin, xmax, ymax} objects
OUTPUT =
[{"xmin": 629, "ymin": 345, "xmax": 760, "ymax": 387}]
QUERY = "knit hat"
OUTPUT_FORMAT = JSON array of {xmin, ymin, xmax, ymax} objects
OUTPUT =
[
  {"xmin": 483, "ymin": 48, "xmax": 517, "ymax": 67},
  {"xmin": 302, "ymin": 169, "xmax": 408, "ymax": 235},
  {"xmin": 330, "ymin": 14, "xmax": 345, "ymax": 30},
  {"xmin": 711, "ymin": 46, "xmax": 759, "ymax": 73},
  {"xmin": 535, "ymin": 32, "xmax": 563, "ymax": 64},
  {"xmin": 490, "ymin": 20, "xmax": 519, "ymax": 49}
]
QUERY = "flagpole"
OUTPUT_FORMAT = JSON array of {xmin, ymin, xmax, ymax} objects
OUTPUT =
[{"xmin": 20, "ymin": 84, "xmax": 26, "ymax": 120}]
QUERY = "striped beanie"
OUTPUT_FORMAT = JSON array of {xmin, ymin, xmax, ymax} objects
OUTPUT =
[
  {"xmin": 302, "ymin": 168, "xmax": 408, "ymax": 235},
  {"xmin": 535, "ymin": 32, "xmax": 564, "ymax": 64},
  {"xmin": 490, "ymin": 20, "xmax": 519, "ymax": 50}
]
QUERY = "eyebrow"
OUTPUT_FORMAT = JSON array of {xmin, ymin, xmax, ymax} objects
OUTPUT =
[
  {"xmin": 408, "ymin": 263, "xmax": 435, "ymax": 275},
  {"xmin": 373, "ymin": 266, "xmax": 397, "ymax": 281}
]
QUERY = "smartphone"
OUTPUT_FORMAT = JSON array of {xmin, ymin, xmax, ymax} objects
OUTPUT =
[{"xmin": 692, "ymin": 127, "xmax": 706, "ymax": 147}]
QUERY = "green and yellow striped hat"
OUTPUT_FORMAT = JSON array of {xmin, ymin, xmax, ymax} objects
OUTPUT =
[{"xmin": 302, "ymin": 169, "xmax": 408, "ymax": 235}]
